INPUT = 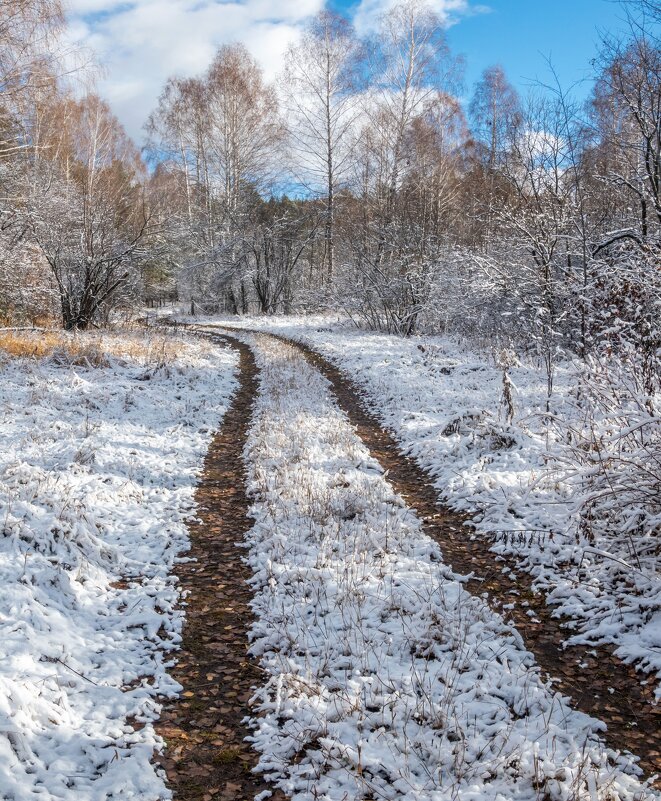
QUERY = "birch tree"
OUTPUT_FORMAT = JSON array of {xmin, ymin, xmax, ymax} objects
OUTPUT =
[
  {"xmin": 338, "ymin": 0, "xmax": 465, "ymax": 333},
  {"xmin": 469, "ymin": 65, "xmax": 521, "ymax": 172},
  {"xmin": 282, "ymin": 11, "xmax": 361, "ymax": 283},
  {"xmin": 147, "ymin": 44, "xmax": 284, "ymax": 312}
]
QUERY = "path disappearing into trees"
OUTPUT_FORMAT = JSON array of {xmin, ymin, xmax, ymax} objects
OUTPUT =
[{"xmin": 157, "ymin": 327, "xmax": 660, "ymax": 801}]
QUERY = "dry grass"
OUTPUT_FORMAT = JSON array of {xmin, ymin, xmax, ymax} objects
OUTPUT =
[
  {"xmin": 0, "ymin": 330, "xmax": 108, "ymax": 365},
  {"xmin": 0, "ymin": 314, "xmax": 57, "ymax": 329},
  {"xmin": 0, "ymin": 328, "xmax": 199, "ymax": 368},
  {"xmin": 104, "ymin": 334, "xmax": 183, "ymax": 365}
]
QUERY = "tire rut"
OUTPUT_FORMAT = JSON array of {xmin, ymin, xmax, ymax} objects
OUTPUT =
[
  {"xmin": 155, "ymin": 332, "xmax": 283, "ymax": 801},
  {"xmin": 264, "ymin": 330, "xmax": 661, "ymax": 786}
]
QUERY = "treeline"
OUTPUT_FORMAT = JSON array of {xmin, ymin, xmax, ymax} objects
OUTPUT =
[
  {"xmin": 1, "ymin": 0, "xmax": 658, "ymax": 557},
  {"xmin": 0, "ymin": 0, "xmax": 659, "ymax": 363}
]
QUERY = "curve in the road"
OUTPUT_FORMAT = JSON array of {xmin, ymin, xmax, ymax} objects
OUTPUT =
[
  {"xmin": 162, "ymin": 322, "xmax": 659, "ymax": 791},
  {"xmin": 266, "ymin": 330, "xmax": 660, "ymax": 785}
]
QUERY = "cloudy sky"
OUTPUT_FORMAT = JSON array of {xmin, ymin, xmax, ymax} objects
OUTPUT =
[{"xmin": 63, "ymin": 0, "xmax": 628, "ymax": 144}]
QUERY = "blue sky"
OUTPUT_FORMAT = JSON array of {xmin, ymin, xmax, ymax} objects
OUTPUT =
[
  {"xmin": 64, "ymin": 0, "xmax": 632, "ymax": 142},
  {"xmin": 337, "ymin": 0, "xmax": 630, "ymax": 101},
  {"xmin": 443, "ymin": 0, "xmax": 630, "ymax": 102}
]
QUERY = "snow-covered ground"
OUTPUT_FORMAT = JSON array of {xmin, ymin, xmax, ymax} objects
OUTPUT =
[
  {"xmin": 206, "ymin": 315, "xmax": 661, "ymax": 695},
  {"xmin": 0, "ymin": 329, "xmax": 237, "ymax": 800},
  {"xmin": 236, "ymin": 330, "xmax": 657, "ymax": 801}
]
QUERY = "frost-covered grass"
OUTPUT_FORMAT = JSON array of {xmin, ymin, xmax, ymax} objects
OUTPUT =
[
  {"xmin": 210, "ymin": 315, "xmax": 661, "ymax": 696},
  {"xmin": 238, "ymin": 331, "xmax": 657, "ymax": 801},
  {"xmin": 0, "ymin": 329, "xmax": 238, "ymax": 800}
]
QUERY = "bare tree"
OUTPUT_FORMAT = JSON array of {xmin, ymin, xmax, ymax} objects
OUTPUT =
[
  {"xmin": 0, "ymin": 0, "xmax": 64, "ymax": 149},
  {"xmin": 334, "ymin": 0, "xmax": 465, "ymax": 333},
  {"xmin": 367, "ymin": 0, "xmax": 462, "ymax": 219},
  {"xmin": 591, "ymin": 31, "xmax": 661, "ymax": 241},
  {"xmin": 207, "ymin": 44, "xmax": 284, "ymax": 222},
  {"xmin": 282, "ymin": 11, "xmax": 361, "ymax": 283},
  {"xmin": 147, "ymin": 44, "xmax": 284, "ymax": 313},
  {"xmin": 26, "ymin": 94, "xmax": 149, "ymax": 329},
  {"xmin": 235, "ymin": 196, "xmax": 318, "ymax": 314},
  {"xmin": 469, "ymin": 65, "xmax": 521, "ymax": 172}
]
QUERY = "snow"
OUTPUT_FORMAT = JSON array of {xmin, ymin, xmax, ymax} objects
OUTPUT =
[
  {"xmin": 213, "ymin": 315, "xmax": 661, "ymax": 696},
  {"xmin": 0, "ymin": 330, "xmax": 238, "ymax": 800},
  {"xmin": 230, "ymin": 329, "xmax": 657, "ymax": 801}
]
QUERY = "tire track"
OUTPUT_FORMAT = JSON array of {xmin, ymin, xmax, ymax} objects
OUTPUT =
[
  {"xmin": 297, "ymin": 336, "xmax": 661, "ymax": 785},
  {"xmin": 219, "ymin": 326, "xmax": 659, "ymax": 786},
  {"xmin": 155, "ymin": 332, "xmax": 283, "ymax": 801}
]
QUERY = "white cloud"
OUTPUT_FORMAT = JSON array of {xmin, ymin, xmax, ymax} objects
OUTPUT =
[
  {"xmin": 62, "ymin": 0, "xmax": 484, "ymax": 145},
  {"xmin": 64, "ymin": 0, "xmax": 323, "ymax": 143},
  {"xmin": 353, "ymin": 0, "xmax": 486, "ymax": 36}
]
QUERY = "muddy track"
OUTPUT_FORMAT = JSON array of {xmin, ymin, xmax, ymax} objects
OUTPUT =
[
  {"xmin": 248, "ymin": 329, "xmax": 660, "ymax": 785},
  {"xmin": 155, "ymin": 332, "xmax": 283, "ymax": 801}
]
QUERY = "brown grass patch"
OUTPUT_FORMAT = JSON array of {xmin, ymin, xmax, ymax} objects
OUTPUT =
[
  {"xmin": 0, "ymin": 329, "xmax": 192, "ymax": 368},
  {"xmin": 0, "ymin": 330, "xmax": 109, "ymax": 365}
]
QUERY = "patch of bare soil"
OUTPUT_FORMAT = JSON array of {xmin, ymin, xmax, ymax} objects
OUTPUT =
[{"xmin": 155, "ymin": 333, "xmax": 284, "ymax": 801}]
